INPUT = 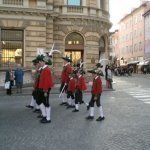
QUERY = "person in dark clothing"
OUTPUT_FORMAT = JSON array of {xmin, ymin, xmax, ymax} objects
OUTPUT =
[
  {"xmin": 5, "ymin": 66, "xmax": 14, "ymax": 95},
  {"xmin": 14, "ymin": 64, "xmax": 24, "ymax": 93},
  {"xmin": 105, "ymin": 65, "xmax": 109, "ymax": 88}
]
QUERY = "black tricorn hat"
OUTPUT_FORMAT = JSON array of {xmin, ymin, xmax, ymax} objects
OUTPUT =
[
  {"xmin": 62, "ymin": 56, "xmax": 72, "ymax": 62},
  {"xmin": 73, "ymin": 69, "xmax": 78, "ymax": 74},
  {"xmin": 37, "ymin": 54, "xmax": 52, "ymax": 66},
  {"xmin": 96, "ymin": 63, "xmax": 103, "ymax": 68},
  {"xmin": 88, "ymin": 69, "xmax": 96, "ymax": 74},
  {"xmin": 32, "ymin": 58, "xmax": 39, "ymax": 65},
  {"xmin": 78, "ymin": 69, "xmax": 86, "ymax": 75},
  {"xmin": 36, "ymin": 55, "xmax": 44, "ymax": 61},
  {"xmin": 88, "ymin": 69, "xmax": 103, "ymax": 76}
]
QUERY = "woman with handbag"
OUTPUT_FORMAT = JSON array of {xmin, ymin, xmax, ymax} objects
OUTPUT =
[{"xmin": 5, "ymin": 66, "xmax": 14, "ymax": 95}]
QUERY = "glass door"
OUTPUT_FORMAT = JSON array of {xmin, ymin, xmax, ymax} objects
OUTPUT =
[{"xmin": 65, "ymin": 50, "xmax": 83, "ymax": 65}]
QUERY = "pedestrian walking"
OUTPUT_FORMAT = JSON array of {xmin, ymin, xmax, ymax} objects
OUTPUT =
[
  {"xmin": 14, "ymin": 64, "xmax": 24, "ymax": 93},
  {"xmin": 105, "ymin": 65, "xmax": 109, "ymax": 88},
  {"xmin": 86, "ymin": 69, "xmax": 105, "ymax": 121},
  {"xmin": 107, "ymin": 66, "xmax": 113, "ymax": 89},
  {"xmin": 59, "ymin": 56, "xmax": 72, "ymax": 105},
  {"xmin": 5, "ymin": 66, "xmax": 14, "ymax": 95}
]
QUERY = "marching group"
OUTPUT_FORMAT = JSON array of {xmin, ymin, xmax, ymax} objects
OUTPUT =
[{"xmin": 26, "ymin": 52, "xmax": 105, "ymax": 124}]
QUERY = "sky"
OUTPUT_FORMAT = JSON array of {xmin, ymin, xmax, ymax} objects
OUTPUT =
[{"xmin": 109, "ymin": 0, "xmax": 142, "ymax": 31}]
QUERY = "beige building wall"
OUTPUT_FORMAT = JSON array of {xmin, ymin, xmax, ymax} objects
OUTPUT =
[{"xmin": 0, "ymin": 0, "xmax": 110, "ymax": 70}]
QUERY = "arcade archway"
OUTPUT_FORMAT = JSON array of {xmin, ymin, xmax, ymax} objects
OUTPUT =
[{"xmin": 65, "ymin": 32, "xmax": 84, "ymax": 65}]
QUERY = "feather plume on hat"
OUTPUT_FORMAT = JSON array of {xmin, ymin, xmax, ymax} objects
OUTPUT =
[
  {"xmin": 36, "ymin": 48, "xmax": 52, "ymax": 65},
  {"xmin": 36, "ymin": 48, "xmax": 46, "ymax": 56},
  {"xmin": 79, "ymin": 59, "xmax": 86, "ymax": 68},
  {"xmin": 49, "ymin": 43, "xmax": 61, "ymax": 57}
]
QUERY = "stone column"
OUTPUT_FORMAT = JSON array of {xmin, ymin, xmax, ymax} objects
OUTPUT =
[
  {"xmin": 97, "ymin": 0, "xmax": 101, "ymax": 9},
  {"xmin": 83, "ymin": 0, "xmax": 88, "ymax": 15},
  {"xmin": 64, "ymin": 0, "xmax": 67, "ymax": 5},
  {"xmin": 82, "ymin": 0, "xmax": 86, "ymax": 6},
  {"xmin": 105, "ymin": 0, "xmax": 109, "ymax": 12},
  {"xmin": 37, "ymin": 0, "xmax": 46, "ymax": 8},
  {"xmin": 24, "ymin": 0, "xmax": 29, "ymax": 7}
]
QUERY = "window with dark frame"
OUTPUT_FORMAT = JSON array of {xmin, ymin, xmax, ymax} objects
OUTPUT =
[
  {"xmin": 67, "ymin": 0, "xmax": 81, "ymax": 6},
  {"xmin": 0, "ymin": 29, "xmax": 23, "ymax": 68}
]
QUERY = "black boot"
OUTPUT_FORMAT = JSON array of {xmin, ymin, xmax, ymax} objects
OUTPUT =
[
  {"xmin": 86, "ymin": 116, "xmax": 94, "ymax": 120},
  {"xmin": 60, "ymin": 102, "xmax": 67, "ymax": 106},
  {"xmin": 72, "ymin": 109, "xmax": 79, "ymax": 112},
  {"xmin": 96, "ymin": 116, "xmax": 105, "ymax": 121},
  {"xmin": 26, "ymin": 105, "xmax": 34, "ymax": 109},
  {"xmin": 40, "ymin": 117, "xmax": 51, "ymax": 123},
  {"xmin": 33, "ymin": 109, "xmax": 40, "ymax": 113}
]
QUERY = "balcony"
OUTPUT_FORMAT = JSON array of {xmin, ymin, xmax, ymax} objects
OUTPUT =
[
  {"xmin": 67, "ymin": 5, "xmax": 83, "ymax": 13},
  {"xmin": 54, "ymin": 5, "xmax": 110, "ymax": 20}
]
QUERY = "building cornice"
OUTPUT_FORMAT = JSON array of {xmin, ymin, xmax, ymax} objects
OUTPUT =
[
  {"xmin": 119, "ymin": 2, "xmax": 150, "ymax": 22},
  {"xmin": 143, "ymin": 9, "xmax": 150, "ymax": 16},
  {"xmin": 0, "ymin": 6, "xmax": 58, "ymax": 17},
  {"xmin": 57, "ymin": 15, "xmax": 110, "ymax": 25}
]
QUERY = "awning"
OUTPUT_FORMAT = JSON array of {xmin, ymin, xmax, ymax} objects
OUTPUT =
[
  {"xmin": 127, "ymin": 61, "xmax": 139, "ymax": 65},
  {"xmin": 145, "ymin": 61, "xmax": 150, "ymax": 65},
  {"xmin": 138, "ymin": 60, "xmax": 150, "ymax": 65}
]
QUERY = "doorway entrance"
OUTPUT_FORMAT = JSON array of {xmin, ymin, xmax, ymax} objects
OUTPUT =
[
  {"xmin": 65, "ymin": 50, "xmax": 83, "ymax": 65},
  {"xmin": 65, "ymin": 32, "xmax": 84, "ymax": 66}
]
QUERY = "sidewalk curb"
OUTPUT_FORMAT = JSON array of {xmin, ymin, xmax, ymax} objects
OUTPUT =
[{"xmin": 0, "ymin": 88, "xmax": 114, "ymax": 96}]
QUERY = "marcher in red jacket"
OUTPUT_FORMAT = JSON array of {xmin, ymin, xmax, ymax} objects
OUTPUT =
[
  {"xmin": 26, "ymin": 58, "xmax": 41, "ymax": 112},
  {"xmin": 72, "ymin": 69, "xmax": 87, "ymax": 112},
  {"xmin": 86, "ymin": 69, "xmax": 105, "ymax": 121},
  {"xmin": 59, "ymin": 56, "xmax": 72, "ymax": 105},
  {"xmin": 38, "ymin": 54, "xmax": 54, "ymax": 123},
  {"xmin": 66, "ymin": 73, "xmax": 76, "ymax": 109},
  {"xmin": 86, "ymin": 63, "xmax": 104, "ymax": 110}
]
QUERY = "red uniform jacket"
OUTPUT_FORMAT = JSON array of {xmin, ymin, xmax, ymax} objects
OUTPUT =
[
  {"xmin": 91, "ymin": 76, "xmax": 102, "ymax": 95},
  {"xmin": 68, "ymin": 78, "xmax": 76, "ymax": 93},
  {"xmin": 61, "ymin": 63, "xmax": 72, "ymax": 84},
  {"xmin": 38, "ymin": 66, "xmax": 54, "ymax": 92},
  {"xmin": 76, "ymin": 75, "xmax": 87, "ymax": 91}
]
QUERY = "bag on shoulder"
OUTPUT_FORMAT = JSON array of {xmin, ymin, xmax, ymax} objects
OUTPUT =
[{"xmin": 4, "ymin": 81, "xmax": 10, "ymax": 89}]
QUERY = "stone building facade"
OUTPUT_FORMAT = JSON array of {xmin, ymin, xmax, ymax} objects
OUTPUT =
[
  {"xmin": 143, "ymin": 6, "xmax": 150, "ymax": 60},
  {"xmin": 112, "ymin": 2, "xmax": 150, "ymax": 66},
  {"xmin": 0, "ymin": 0, "xmax": 111, "ymax": 85}
]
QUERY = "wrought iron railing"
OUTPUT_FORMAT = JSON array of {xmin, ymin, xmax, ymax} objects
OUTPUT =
[{"xmin": 67, "ymin": 5, "xmax": 83, "ymax": 13}]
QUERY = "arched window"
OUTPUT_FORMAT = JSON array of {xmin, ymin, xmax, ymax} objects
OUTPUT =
[
  {"xmin": 65, "ymin": 32, "xmax": 84, "ymax": 65},
  {"xmin": 99, "ymin": 37, "xmax": 105, "ymax": 50},
  {"xmin": 67, "ymin": 0, "xmax": 81, "ymax": 6},
  {"xmin": 65, "ymin": 32, "xmax": 84, "ymax": 45}
]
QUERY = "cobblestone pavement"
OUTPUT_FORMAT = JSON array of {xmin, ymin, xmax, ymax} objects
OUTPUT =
[{"xmin": 0, "ymin": 74, "xmax": 150, "ymax": 150}]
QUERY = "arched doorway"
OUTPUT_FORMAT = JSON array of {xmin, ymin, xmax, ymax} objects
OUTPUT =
[
  {"xmin": 65, "ymin": 32, "xmax": 84, "ymax": 65},
  {"xmin": 99, "ymin": 36, "xmax": 106, "ymax": 60}
]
